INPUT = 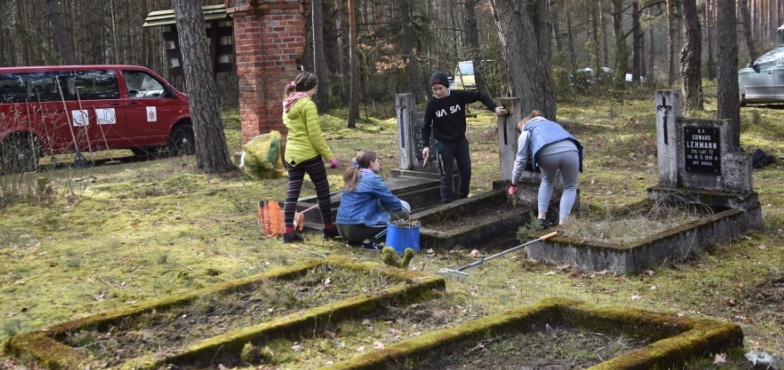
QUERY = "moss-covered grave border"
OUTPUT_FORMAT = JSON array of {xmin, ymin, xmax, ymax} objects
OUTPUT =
[
  {"xmin": 4, "ymin": 256, "xmax": 445, "ymax": 370},
  {"xmin": 527, "ymin": 196, "xmax": 763, "ymax": 273},
  {"xmin": 321, "ymin": 297, "xmax": 743, "ymax": 370}
]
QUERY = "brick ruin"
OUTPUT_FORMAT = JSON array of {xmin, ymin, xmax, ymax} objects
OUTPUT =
[{"xmin": 225, "ymin": 0, "xmax": 309, "ymax": 144}]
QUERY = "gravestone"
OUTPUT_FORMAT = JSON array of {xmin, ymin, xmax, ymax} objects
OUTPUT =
[
  {"xmin": 395, "ymin": 93, "xmax": 437, "ymax": 173},
  {"xmin": 527, "ymin": 90, "xmax": 762, "ymax": 273},
  {"xmin": 648, "ymin": 91, "xmax": 758, "ymax": 210}
]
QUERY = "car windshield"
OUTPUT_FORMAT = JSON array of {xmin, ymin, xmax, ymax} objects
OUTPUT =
[{"xmin": 755, "ymin": 47, "xmax": 784, "ymax": 65}]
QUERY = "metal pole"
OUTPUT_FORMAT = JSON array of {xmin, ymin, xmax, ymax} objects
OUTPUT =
[{"xmin": 442, "ymin": 231, "xmax": 558, "ymax": 276}]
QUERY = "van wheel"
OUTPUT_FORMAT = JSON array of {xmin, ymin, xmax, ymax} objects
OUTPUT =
[
  {"xmin": 169, "ymin": 125, "xmax": 195, "ymax": 156},
  {"xmin": 1, "ymin": 133, "xmax": 40, "ymax": 173}
]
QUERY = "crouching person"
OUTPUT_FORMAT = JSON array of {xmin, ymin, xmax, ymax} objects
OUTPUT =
[{"xmin": 336, "ymin": 150, "xmax": 410, "ymax": 249}]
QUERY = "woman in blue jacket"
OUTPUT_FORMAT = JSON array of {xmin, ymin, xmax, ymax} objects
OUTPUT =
[
  {"xmin": 337, "ymin": 150, "xmax": 410, "ymax": 248},
  {"xmin": 509, "ymin": 110, "xmax": 583, "ymax": 228}
]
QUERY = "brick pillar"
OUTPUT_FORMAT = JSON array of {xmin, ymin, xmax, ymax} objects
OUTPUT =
[{"xmin": 226, "ymin": 0, "xmax": 308, "ymax": 144}]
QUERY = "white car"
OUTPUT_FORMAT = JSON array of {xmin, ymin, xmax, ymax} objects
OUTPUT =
[{"xmin": 738, "ymin": 46, "xmax": 784, "ymax": 105}]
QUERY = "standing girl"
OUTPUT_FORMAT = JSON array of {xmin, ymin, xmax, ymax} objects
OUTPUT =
[{"xmin": 281, "ymin": 72, "xmax": 339, "ymax": 242}]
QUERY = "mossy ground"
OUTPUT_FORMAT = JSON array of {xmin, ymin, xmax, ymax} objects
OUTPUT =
[{"xmin": 3, "ymin": 84, "xmax": 784, "ymax": 368}]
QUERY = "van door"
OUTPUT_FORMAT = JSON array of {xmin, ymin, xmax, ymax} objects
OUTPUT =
[
  {"xmin": 120, "ymin": 69, "xmax": 175, "ymax": 147},
  {"xmin": 67, "ymin": 69, "xmax": 125, "ymax": 150}
]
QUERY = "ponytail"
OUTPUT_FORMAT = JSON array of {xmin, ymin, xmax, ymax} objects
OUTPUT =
[{"xmin": 343, "ymin": 150, "xmax": 378, "ymax": 191}]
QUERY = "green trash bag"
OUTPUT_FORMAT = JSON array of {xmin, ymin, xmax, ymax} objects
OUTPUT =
[{"xmin": 240, "ymin": 131, "xmax": 286, "ymax": 179}]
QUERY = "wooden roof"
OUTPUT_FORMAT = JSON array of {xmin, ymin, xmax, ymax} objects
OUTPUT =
[{"xmin": 143, "ymin": 4, "xmax": 229, "ymax": 27}]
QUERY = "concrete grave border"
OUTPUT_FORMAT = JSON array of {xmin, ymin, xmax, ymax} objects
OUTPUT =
[
  {"xmin": 527, "ymin": 195, "xmax": 762, "ymax": 274},
  {"xmin": 4, "ymin": 256, "xmax": 445, "ymax": 370},
  {"xmin": 321, "ymin": 297, "xmax": 743, "ymax": 370}
]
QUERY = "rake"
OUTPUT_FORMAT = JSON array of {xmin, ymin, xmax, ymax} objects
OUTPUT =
[{"xmin": 440, "ymin": 231, "xmax": 558, "ymax": 276}]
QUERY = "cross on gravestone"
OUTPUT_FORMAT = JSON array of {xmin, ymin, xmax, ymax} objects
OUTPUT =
[
  {"xmin": 398, "ymin": 96, "xmax": 406, "ymax": 149},
  {"xmin": 656, "ymin": 96, "xmax": 672, "ymax": 145},
  {"xmin": 654, "ymin": 90, "xmax": 682, "ymax": 188}
]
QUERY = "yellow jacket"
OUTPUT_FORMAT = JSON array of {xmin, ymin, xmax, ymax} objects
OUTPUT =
[{"xmin": 282, "ymin": 97, "xmax": 334, "ymax": 166}]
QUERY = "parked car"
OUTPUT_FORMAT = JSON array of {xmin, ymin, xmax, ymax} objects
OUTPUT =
[
  {"xmin": 738, "ymin": 46, "xmax": 784, "ymax": 105},
  {"xmin": 0, "ymin": 64, "xmax": 193, "ymax": 173},
  {"xmin": 452, "ymin": 60, "xmax": 478, "ymax": 90},
  {"xmin": 569, "ymin": 67, "xmax": 614, "ymax": 92}
]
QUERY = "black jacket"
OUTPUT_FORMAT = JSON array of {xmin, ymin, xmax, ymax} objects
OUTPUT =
[{"xmin": 420, "ymin": 89, "xmax": 497, "ymax": 147}]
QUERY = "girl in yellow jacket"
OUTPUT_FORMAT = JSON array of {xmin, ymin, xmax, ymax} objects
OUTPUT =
[{"xmin": 281, "ymin": 72, "xmax": 339, "ymax": 242}]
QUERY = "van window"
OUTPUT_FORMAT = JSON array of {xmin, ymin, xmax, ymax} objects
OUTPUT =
[
  {"xmin": 0, "ymin": 74, "xmax": 28, "ymax": 103},
  {"xmin": 0, "ymin": 70, "xmax": 119, "ymax": 103},
  {"xmin": 122, "ymin": 70, "xmax": 166, "ymax": 98},
  {"xmin": 71, "ymin": 70, "xmax": 120, "ymax": 100}
]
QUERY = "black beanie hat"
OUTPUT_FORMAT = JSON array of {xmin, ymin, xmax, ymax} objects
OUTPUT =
[{"xmin": 430, "ymin": 71, "xmax": 449, "ymax": 88}]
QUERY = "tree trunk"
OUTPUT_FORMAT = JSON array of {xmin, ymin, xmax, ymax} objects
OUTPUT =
[
  {"xmin": 590, "ymin": 1, "xmax": 602, "ymax": 79},
  {"xmin": 489, "ymin": 0, "xmax": 556, "ymax": 119},
  {"xmin": 464, "ymin": 0, "xmax": 488, "ymax": 94},
  {"xmin": 312, "ymin": 0, "xmax": 330, "ymax": 113},
  {"xmin": 666, "ymin": 0, "xmax": 679, "ymax": 87},
  {"xmin": 399, "ymin": 0, "xmax": 424, "ymax": 102},
  {"xmin": 47, "ymin": 0, "xmax": 74, "ymax": 64},
  {"xmin": 600, "ymin": 1, "xmax": 609, "ymax": 68},
  {"xmin": 631, "ymin": 0, "xmax": 642, "ymax": 82},
  {"xmin": 680, "ymin": 0, "xmax": 703, "ymax": 111},
  {"xmin": 1, "ymin": 0, "xmax": 21, "ymax": 66},
  {"xmin": 611, "ymin": 0, "xmax": 628, "ymax": 90},
  {"xmin": 704, "ymin": 0, "xmax": 716, "ymax": 80},
  {"xmin": 648, "ymin": 4, "xmax": 656, "ymax": 80},
  {"xmin": 739, "ymin": 0, "xmax": 758, "ymax": 65},
  {"xmin": 172, "ymin": 0, "xmax": 235, "ymax": 173},
  {"xmin": 563, "ymin": 0, "xmax": 576, "ymax": 72},
  {"xmin": 716, "ymin": 0, "xmax": 741, "ymax": 148},
  {"xmin": 334, "ymin": 0, "xmax": 350, "ymax": 107},
  {"xmin": 347, "ymin": 0, "xmax": 359, "ymax": 128}
]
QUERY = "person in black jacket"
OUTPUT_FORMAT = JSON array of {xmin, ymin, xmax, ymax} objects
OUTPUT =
[{"xmin": 420, "ymin": 71, "xmax": 508, "ymax": 204}]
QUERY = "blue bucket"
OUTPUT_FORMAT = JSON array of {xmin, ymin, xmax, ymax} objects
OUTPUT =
[{"xmin": 385, "ymin": 222, "xmax": 420, "ymax": 254}]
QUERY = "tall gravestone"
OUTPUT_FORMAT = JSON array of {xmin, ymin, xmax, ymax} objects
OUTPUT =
[{"xmin": 394, "ymin": 93, "xmax": 439, "ymax": 174}]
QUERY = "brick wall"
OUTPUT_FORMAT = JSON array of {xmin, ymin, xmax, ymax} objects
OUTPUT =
[{"xmin": 226, "ymin": 0, "xmax": 308, "ymax": 144}]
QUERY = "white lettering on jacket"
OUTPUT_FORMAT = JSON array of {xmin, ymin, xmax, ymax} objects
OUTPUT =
[{"xmin": 435, "ymin": 105, "xmax": 462, "ymax": 118}]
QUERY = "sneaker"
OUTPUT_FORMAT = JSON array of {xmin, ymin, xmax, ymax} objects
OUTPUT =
[
  {"xmin": 538, "ymin": 218, "xmax": 554, "ymax": 230},
  {"xmin": 361, "ymin": 241, "xmax": 380, "ymax": 250},
  {"xmin": 283, "ymin": 232, "xmax": 303, "ymax": 243},
  {"xmin": 323, "ymin": 226, "xmax": 340, "ymax": 239}
]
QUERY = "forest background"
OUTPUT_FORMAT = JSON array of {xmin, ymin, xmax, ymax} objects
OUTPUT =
[{"xmin": 1, "ymin": 0, "xmax": 780, "ymax": 112}]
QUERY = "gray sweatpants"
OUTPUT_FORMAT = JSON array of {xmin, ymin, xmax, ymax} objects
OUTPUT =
[{"xmin": 536, "ymin": 150, "xmax": 580, "ymax": 220}]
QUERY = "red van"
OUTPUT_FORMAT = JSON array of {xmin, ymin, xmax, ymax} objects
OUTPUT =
[{"xmin": 0, "ymin": 65, "xmax": 193, "ymax": 172}]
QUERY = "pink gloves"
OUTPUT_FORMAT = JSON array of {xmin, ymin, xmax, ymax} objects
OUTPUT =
[
  {"xmin": 329, "ymin": 158, "xmax": 339, "ymax": 169},
  {"xmin": 508, "ymin": 184, "xmax": 517, "ymax": 196}
]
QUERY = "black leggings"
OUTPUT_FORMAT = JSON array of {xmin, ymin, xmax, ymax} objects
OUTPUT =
[
  {"xmin": 283, "ymin": 156, "xmax": 333, "ymax": 227},
  {"xmin": 437, "ymin": 137, "xmax": 471, "ymax": 202},
  {"xmin": 336, "ymin": 223, "xmax": 387, "ymax": 243}
]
